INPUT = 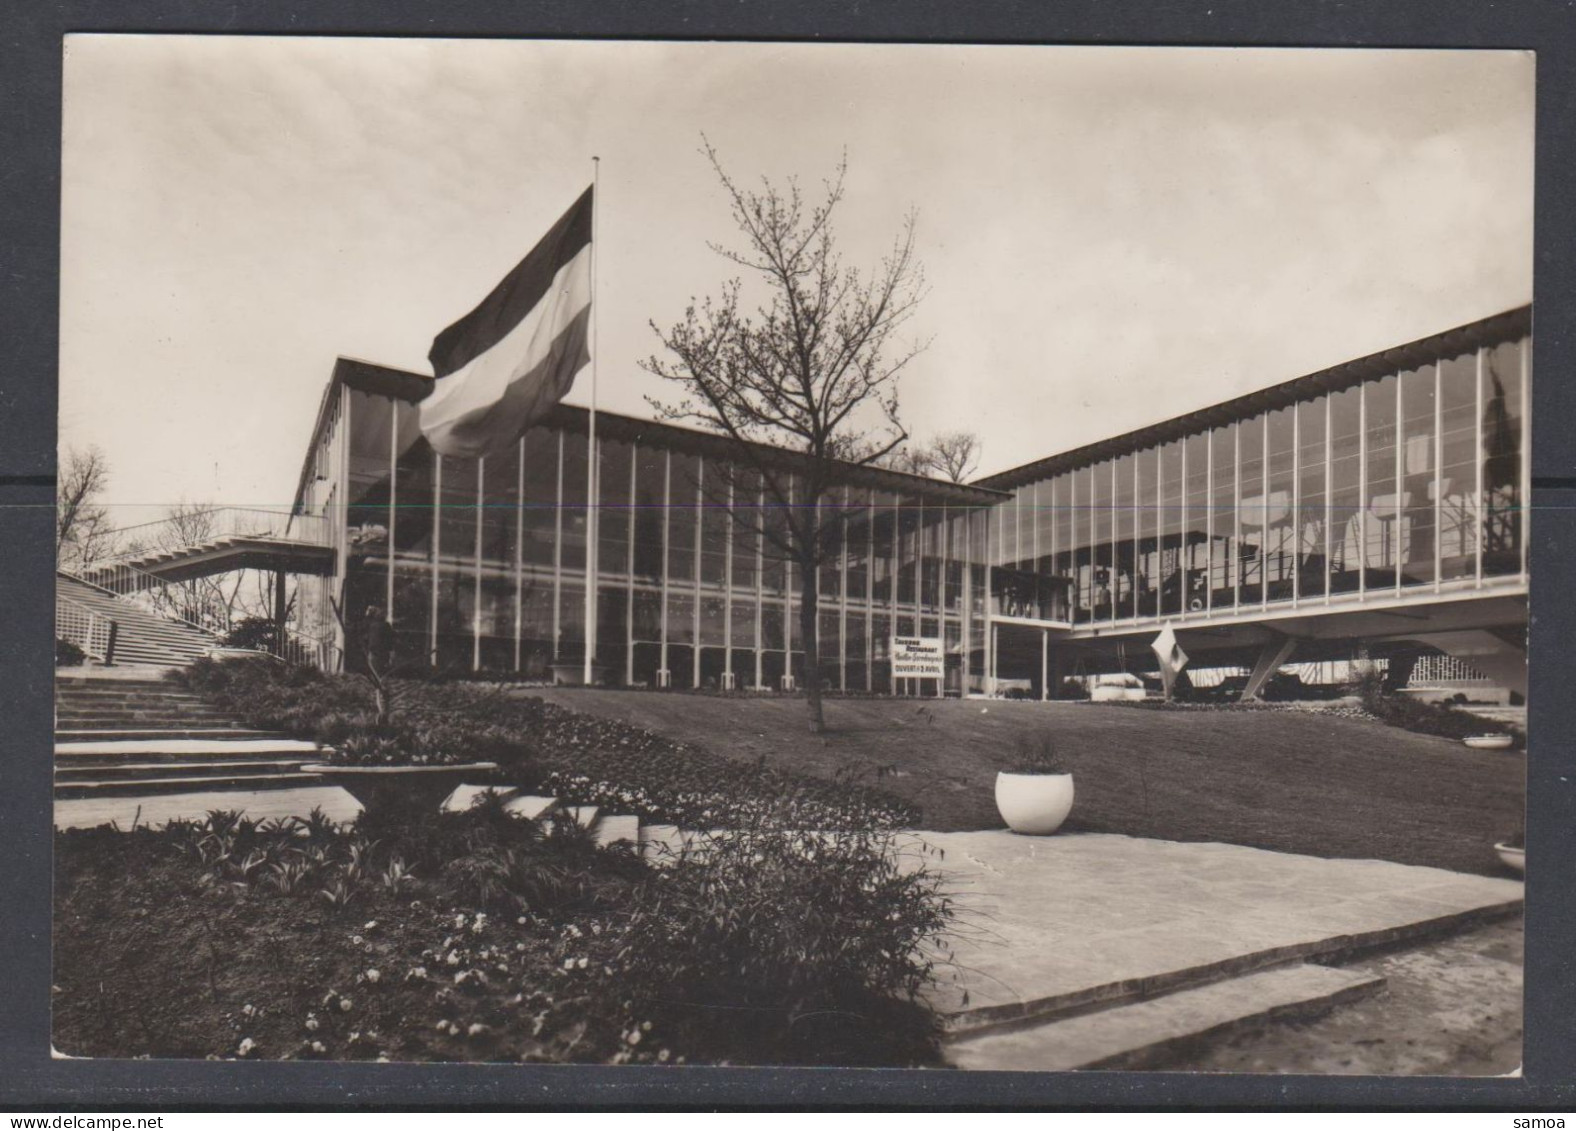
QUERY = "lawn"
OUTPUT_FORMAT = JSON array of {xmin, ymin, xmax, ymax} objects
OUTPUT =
[{"xmin": 527, "ymin": 691, "xmax": 1525, "ymax": 877}]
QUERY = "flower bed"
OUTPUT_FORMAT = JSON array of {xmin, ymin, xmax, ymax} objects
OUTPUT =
[
  {"xmin": 54, "ymin": 804, "xmax": 951, "ymax": 1065},
  {"xmin": 175, "ymin": 657, "xmax": 919, "ymax": 828}
]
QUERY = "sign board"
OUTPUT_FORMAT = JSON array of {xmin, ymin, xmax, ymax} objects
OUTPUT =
[{"xmin": 891, "ymin": 635, "xmax": 945, "ymax": 680}]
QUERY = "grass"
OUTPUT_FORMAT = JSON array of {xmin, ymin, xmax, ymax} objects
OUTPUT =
[{"xmin": 527, "ymin": 690, "xmax": 1525, "ymax": 878}]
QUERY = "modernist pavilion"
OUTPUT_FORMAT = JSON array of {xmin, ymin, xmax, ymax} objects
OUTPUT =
[{"xmin": 273, "ymin": 305, "xmax": 1529, "ymax": 701}]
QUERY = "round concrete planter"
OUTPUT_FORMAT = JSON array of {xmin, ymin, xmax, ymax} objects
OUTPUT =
[
  {"xmin": 995, "ymin": 771, "xmax": 1075, "ymax": 835},
  {"xmin": 1494, "ymin": 841, "xmax": 1525, "ymax": 875},
  {"xmin": 1463, "ymin": 734, "xmax": 1515, "ymax": 751},
  {"xmin": 302, "ymin": 762, "xmax": 498, "ymax": 817}
]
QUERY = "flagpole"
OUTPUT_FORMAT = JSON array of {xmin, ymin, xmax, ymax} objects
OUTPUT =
[{"xmin": 584, "ymin": 157, "xmax": 601, "ymax": 687}]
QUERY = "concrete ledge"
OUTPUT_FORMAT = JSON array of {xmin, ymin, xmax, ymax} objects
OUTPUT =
[{"xmin": 945, "ymin": 963, "xmax": 1386, "ymax": 1072}]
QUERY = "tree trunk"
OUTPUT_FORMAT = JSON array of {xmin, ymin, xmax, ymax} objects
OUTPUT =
[{"xmin": 797, "ymin": 558, "xmax": 826, "ymax": 734}]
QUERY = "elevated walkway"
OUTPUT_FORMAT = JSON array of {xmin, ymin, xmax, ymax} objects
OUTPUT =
[{"xmin": 83, "ymin": 507, "xmax": 334, "ymax": 591}]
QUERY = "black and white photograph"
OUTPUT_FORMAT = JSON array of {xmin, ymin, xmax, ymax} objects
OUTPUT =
[{"xmin": 52, "ymin": 36, "xmax": 1532, "ymax": 1076}]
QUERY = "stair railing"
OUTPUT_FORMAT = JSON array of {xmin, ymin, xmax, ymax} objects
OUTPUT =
[
  {"xmin": 56, "ymin": 594, "xmax": 117, "ymax": 664},
  {"xmin": 62, "ymin": 564, "xmax": 336, "ymax": 669},
  {"xmin": 62, "ymin": 562, "xmax": 224, "ymax": 640}
]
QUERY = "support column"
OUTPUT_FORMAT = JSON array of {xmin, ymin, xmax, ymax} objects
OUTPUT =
[
  {"xmin": 1040, "ymin": 627, "xmax": 1049, "ymax": 702},
  {"xmin": 1242, "ymin": 633, "xmax": 1298, "ymax": 702},
  {"xmin": 273, "ymin": 569, "xmax": 287, "ymax": 655}
]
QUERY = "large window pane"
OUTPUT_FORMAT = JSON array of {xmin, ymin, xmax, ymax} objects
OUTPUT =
[
  {"xmin": 1092, "ymin": 461, "xmax": 1113, "ymax": 621},
  {"xmin": 1158, "ymin": 442, "xmax": 1183, "ymax": 616},
  {"xmin": 1209, "ymin": 427, "xmax": 1235, "ymax": 609},
  {"xmin": 1329, "ymin": 387, "xmax": 1363, "ymax": 594},
  {"xmin": 520, "ymin": 429, "xmax": 558, "ymax": 571},
  {"xmin": 668, "ymin": 454, "xmax": 699, "ymax": 586},
  {"xmin": 1183, "ymin": 434, "xmax": 1209, "ymax": 612},
  {"xmin": 1297, "ymin": 397, "xmax": 1329, "ymax": 600},
  {"xmin": 1483, "ymin": 339, "xmax": 1524, "ymax": 576},
  {"xmin": 1237, "ymin": 418, "xmax": 1264, "ymax": 605},
  {"xmin": 597, "ymin": 439, "xmax": 632, "ymax": 580},
  {"xmin": 632, "ymin": 447, "xmax": 666, "ymax": 584},
  {"xmin": 1364, "ymin": 374, "xmax": 1399, "ymax": 588},
  {"xmin": 1400, "ymin": 365, "xmax": 1438, "ymax": 586},
  {"xmin": 1138, "ymin": 450, "xmax": 1161, "ymax": 617},
  {"xmin": 1265, "ymin": 407, "xmax": 1296, "ymax": 603}
]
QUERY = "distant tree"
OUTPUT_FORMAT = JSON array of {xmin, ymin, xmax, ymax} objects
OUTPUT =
[
  {"xmin": 920, "ymin": 430, "xmax": 982, "ymax": 484},
  {"xmin": 644, "ymin": 142, "xmax": 928, "ymax": 733},
  {"xmin": 57, "ymin": 445, "xmax": 114, "ymax": 571}
]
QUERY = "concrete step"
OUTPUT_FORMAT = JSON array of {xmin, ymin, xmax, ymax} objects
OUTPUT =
[
  {"xmin": 56, "ymin": 737, "xmax": 324, "ymax": 757},
  {"xmin": 442, "ymin": 784, "xmax": 520, "ymax": 813},
  {"xmin": 55, "ymin": 728, "xmax": 288, "ymax": 744},
  {"xmin": 55, "ymin": 758, "xmax": 313, "ymax": 780},
  {"xmin": 55, "ymin": 770, "xmax": 325, "ymax": 799},
  {"xmin": 593, "ymin": 814, "xmax": 640, "ymax": 849},
  {"xmin": 568, "ymin": 804, "xmax": 599, "ymax": 830},
  {"xmin": 55, "ymin": 711, "xmax": 236, "ymax": 721},
  {"xmin": 504, "ymin": 794, "xmax": 560, "ymax": 821},
  {"xmin": 944, "ymin": 963, "xmax": 1385, "ymax": 1072},
  {"xmin": 638, "ymin": 824, "xmax": 714, "ymax": 863}
]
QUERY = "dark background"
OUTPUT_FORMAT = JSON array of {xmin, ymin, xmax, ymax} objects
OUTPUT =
[{"xmin": 3, "ymin": 0, "xmax": 1574, "ymax": 1111}]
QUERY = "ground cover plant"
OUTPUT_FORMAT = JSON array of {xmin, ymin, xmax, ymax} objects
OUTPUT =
[
  {"xmin": 176, "ymin": 656, "xmax": 917, "ymax": 828},
  {"xmin": 528, "ymin": 688, "xmax": 1526, "ymax": 877},
  {"xmin": 54, "ymin": 801, "xmax": 953, "ymax": 1065}
]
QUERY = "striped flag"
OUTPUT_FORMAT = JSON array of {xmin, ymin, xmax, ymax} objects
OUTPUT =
[{"xmin": 421, "ymin": 186, "xmax": 593, "ymax": 458}]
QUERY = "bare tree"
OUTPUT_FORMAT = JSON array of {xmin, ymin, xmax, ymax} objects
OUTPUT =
[
  {"xmin": 920, "ymin": 430, "xmax": 982, "ymax": 484},
  {"xmin": 57, "ymin": 446, "xmax": 114, "ymax": 571},
  {"xmin": 643, "ymin": 143, "xmax": 928, "ymax": 733}
]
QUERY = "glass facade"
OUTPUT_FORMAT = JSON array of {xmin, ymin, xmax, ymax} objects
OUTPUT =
[
  {"xmin": 318, "ymin": 389, "xmax": 991, "ymax": 694},
  {"xmin": 985, "ymin": 332, "xmax": 1529, "ymax": 626},
  {"xmin": 299, "ymin": 313, "xmax": 1528, "ymax": 696}
]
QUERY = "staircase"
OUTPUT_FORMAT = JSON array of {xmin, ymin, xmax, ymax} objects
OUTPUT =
[
  {"xmin": 55, "ymin": 675, "xmax": 326, "ymax": 798},
  {"xmin": 57, "ymin": 573, "xmax": 219, "ymax": 669}
]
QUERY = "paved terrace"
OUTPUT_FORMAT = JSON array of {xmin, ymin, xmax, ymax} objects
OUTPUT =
[{"xmin": 913, "ymin": 830, "xmax": 1523, "ymax": 1033}]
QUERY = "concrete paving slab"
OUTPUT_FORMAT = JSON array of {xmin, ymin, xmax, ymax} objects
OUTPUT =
[
  {"xmin": 55, "ymin": 784, "xmax": 364, "ymax": 829},
  {"xmin": 913, "ymin": 831, "xmax": 1522, "ymax": 1031},
  {"xmin": 442, "ymin": 784, "xmax": 519, "ymax": 813},
  {"xmin": 56, "ymin": 738, "xmax": 325, "ymax": 756},
  {"xmin": 594, "ymin": 814, "xmax": 641, "ymax": 849},
  {"xmin": 504, "ymin": 794, "xmax": 559, "ymax": 821},
  {"xmin": 945, "ymin": 963, "xmax": 1385, "ymax": 1072}
]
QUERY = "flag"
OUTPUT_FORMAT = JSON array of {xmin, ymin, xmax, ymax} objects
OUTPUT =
[
  {"xmin": 420, "ymin": 186, "xmax": 593, "ymax": 459},
  {"xmin": 1151, "ymin": 625, "xmax": 1189, "ymax": 682}
]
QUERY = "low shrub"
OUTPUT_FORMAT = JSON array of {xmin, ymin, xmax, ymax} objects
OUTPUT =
[
  {"xmin": 176, "ymin": 656, "xmax": 919, "ymax": 828},
  {"xmin": 56, "ymin": 637, "xmax": 87, "ymax": 667},
  {"xmin": 54, "ymin": 803, "xmax": 951, "ymax": 1065},
  {"xmin": 1350, "ymin": 668, "xmax": 1520, "ymax": 745},
  {"xmin": 595, "ymin": 827, "xmax": 954, "ymax": 1066}
]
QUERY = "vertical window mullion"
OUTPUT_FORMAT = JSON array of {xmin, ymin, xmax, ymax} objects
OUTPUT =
[
  {"xmin": 659, "ymin": 449, "xmax": 671, "ymax": 682},
  {"xmin": 1358, "ymin": 388, "xmax": 1368, "ymax": 600},
  {"xmin": 430, "ymin": 449, "xmax": 441, "ymax": 666},
  {"xmin": 1475, "ymin": 347, "xmax": 1485, "ymax": 585},
  {"xmin": 1434, "ymin": 360, "xmax": 1443, "ymax": 593},
  {"xmin": 473, "ymin": 458, "xmax": 484, "ymax": 673},
  {"xmin": 514, "ymin": 437, "xmax": 525, "ymax": 672},
  {"xmin": 551, "ymin": 432, "xmax": 563, "ymax": 661}
]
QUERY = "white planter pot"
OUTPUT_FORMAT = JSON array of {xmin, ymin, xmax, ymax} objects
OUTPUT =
[
  {"xmin": 1463, "ymin": 734, "xmax": 1515, "ymax": 751},
  {"xmin": 995, "ymin": 771, "xmax": 1075, "ymax": 835},
  {"xmin": 1494, "ymin": 842, "xmax": 1525, "ymax": 875}
]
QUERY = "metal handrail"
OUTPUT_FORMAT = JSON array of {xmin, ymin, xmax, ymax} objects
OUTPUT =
[
  {"xmin": 64, "ymin": 562, "xmax": 223, "ymax": 639},
  {"xmin": 56, "ymin": 594, "xmax": 116, "ymax": 663}
]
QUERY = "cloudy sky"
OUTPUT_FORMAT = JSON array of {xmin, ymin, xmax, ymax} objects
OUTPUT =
[{"xmin": 59, "ymin": 37, "xmax": 1533, "ymax": 523}]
